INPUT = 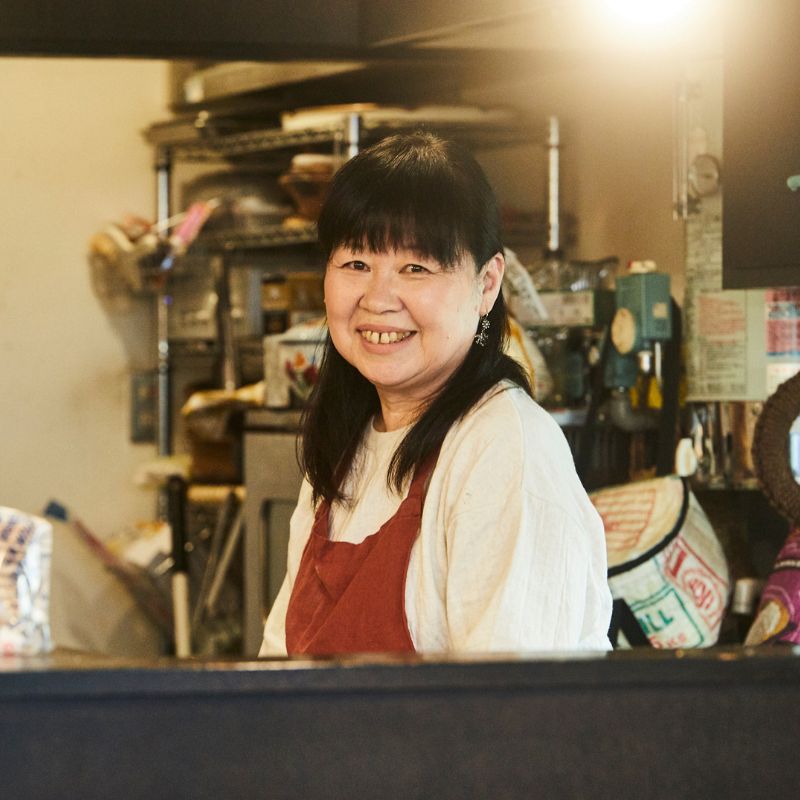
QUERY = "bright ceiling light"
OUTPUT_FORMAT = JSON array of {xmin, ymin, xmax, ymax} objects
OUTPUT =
[{"xmin": 600, "ymin": 0, "xmax": 694, "ymax": 29}]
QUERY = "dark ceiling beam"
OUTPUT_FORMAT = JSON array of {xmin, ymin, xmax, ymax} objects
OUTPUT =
[
  {"xmin": 0, "ymin": 0, "xmax": 586, "ymax": 99},
  {"xmin": 0, "ymin": 0, "xmax": 362, "ymax": 60},
  {"xmin": 359, "ymin": 0, "xmax": 543, "ymax": 47},
  {"xmin": 0, "ymin": 0, "xmax": 547, "ymax": 62}
]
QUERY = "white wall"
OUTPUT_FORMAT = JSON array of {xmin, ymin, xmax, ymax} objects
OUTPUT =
[
  {"xmin": 468, "ymin": 58, "xmax": 687, "ymax": 300},
  {"xmin": 0, "ymin": 58, "xmax": 169, "ymax": 537}
]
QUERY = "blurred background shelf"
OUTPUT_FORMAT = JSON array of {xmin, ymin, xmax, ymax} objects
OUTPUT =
[{"xmin": 197, "ymin": 222, "xmax": 318, "ymax": 251}]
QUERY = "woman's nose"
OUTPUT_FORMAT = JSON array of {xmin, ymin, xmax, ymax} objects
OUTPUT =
[{"xmin": 359, "ymin": 271, "xmax": 402, "ymax": 313}]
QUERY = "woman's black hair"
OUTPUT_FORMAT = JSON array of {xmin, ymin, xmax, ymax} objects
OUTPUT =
[{"xmin": 302, "ymin": 131, "xmax": 532, "ymax": 505}]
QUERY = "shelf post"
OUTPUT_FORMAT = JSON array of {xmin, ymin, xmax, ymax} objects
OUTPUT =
[
  {"xmin": 155, "ymin": 145, "xmax": 173, "ymax": 458},
  {"xmin": 344, "ymin": 112, "xmax": 361, "ymax": 161}
]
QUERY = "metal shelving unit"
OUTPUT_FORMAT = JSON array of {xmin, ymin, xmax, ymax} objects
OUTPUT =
[
  {"xmin": 144, "ymin": 117, "xmax": 356, "ymax": 458},
  {"xmin": 144, "ymin": 109, "xmax": 535, "ymax": 453},
  {"xmin": 144, "ymin": 115, "xmax": 531, "ymax": 163},
  {"xmin": 149, "ymin": 125, "xmax": 344, "ymax": 162}
]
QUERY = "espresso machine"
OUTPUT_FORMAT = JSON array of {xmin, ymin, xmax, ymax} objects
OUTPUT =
[{"xmin": 600, "ymin": 260, "xmax": 679, "ymax": 480}]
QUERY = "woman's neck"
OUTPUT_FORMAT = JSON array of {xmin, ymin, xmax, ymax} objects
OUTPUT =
[{"xmin": 374, "ymin": 396, "xmax": 421, "ymax": 432}]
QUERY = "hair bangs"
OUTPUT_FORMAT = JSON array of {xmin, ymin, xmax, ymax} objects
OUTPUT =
[
  {"xmin": 334, "ymin": 195, "xmax": 472, "ymax": 269},
  {"xmin": 318, "ymin": 137, "xmax": 482, "ymax": 269}
]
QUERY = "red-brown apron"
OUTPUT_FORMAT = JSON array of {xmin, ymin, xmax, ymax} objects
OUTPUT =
[{"xmin": 285, "ymin": 454, "xmax": 437, "ymax": 655}]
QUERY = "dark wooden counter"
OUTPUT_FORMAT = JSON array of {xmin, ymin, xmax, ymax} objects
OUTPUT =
[{"xmin": 2, "ymin": 647, "xmax": 799, "ymax": 799}]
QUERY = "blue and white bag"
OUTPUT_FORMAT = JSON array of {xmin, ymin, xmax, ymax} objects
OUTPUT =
[{"xmin": 591, "ymin": 476, "xmax": 730, "ymax": 648}]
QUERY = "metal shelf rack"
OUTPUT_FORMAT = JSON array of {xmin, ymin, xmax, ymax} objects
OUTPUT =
[
  {"xmin": 144, "ymin": 109, "xmax": 535, "ymax": 455},
  {"xmin": 197, "ymin": 223, "xmax": 318, "ymax": 252},
  {"xmin": 144, "ymin": 114, "xmax": 531, "ymax": 163}
]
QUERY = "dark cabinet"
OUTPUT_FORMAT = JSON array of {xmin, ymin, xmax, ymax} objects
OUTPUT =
[
  {"xmin": 723, "ymin": 0, "xmax": 800, "ymax": 289},
  {"xmin": 4, "ymin": 651, "xmax": 800, "ymax": 800}
]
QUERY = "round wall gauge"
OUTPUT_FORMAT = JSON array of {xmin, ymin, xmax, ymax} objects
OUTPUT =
[
  {"xmin": 689, "ymin": 153, "xmax": 721, "ymax": 198},
  {"xmin": 611, "ymin": 307, "xmax": 637, "ymax": 354}
]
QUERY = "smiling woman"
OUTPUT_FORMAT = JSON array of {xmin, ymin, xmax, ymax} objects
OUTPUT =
[
  {"xmin": 324, "ymin": 245, "xmax": 501, "ymax": 430},
  {"xmin": 260, "ymin": 132, "xmax": 613, "ymax": 657}
]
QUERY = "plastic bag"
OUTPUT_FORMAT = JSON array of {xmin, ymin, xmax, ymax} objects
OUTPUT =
[
  {"xmin": 745, "ymin": 527, "xmax": 800, "ymax": 645},
  {"xmin": 0, "ymin": 506, "xmax": 53, "ymax": 655}
]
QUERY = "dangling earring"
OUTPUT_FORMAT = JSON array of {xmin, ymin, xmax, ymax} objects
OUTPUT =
[{"xmin": 474, "ymin": 315, "xmax": 490, "ymax": 347}]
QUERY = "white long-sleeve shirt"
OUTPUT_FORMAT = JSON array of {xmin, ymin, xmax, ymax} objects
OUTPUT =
[{"xmin": 261, "ymin": 383, "xmax": 612, "ymax": 656}]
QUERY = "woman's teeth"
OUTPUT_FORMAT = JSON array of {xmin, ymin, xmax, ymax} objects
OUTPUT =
[{"xmin": 360, "ymin": 330, "xmax": 412, "ymax": 345}]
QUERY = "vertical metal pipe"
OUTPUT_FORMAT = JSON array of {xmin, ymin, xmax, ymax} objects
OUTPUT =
[
  {"xmin": 654, "ymin": 341, "xmax": 663, "ymax": 386},
  {"xmin": 673, "ymin": 80, "xmax": 690, "ymax": 220},
  {"xmin": 155, "ymin": 146, "xmax": 172, "ymax": 457},
  {"xmin": 213, "ymin": 255, "xmax": 239, "ymax": 392},
  {"xmin": 345, "ymin": 112, "xmax": 361, "ymax": 161},
  {"xmin": 546, "ymin": 115, "xmax": 560, "ymax": 254}
]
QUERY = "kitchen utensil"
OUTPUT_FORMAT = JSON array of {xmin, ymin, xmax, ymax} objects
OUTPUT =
[
  {"xmin": 191, "ymin": 490, "xmax": 237, "ymax": 634},
  {"xmin": 205, "ymin": 502, "xmax": 245, "ymax": 618},
  {"xmin": 181, "ymin": 169, "xmax": 293, "ymax": 231},
  {"xmin": 166, "ymin": 476, "xmax": 191, "ymax": 657},
  {"xmin": 278, "ymin": 154, "xmax": 336, "ymax": 222}
]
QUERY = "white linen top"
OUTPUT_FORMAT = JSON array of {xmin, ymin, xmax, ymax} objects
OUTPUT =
[{"xmin": 261, "ymin": 383, "xmax": 613, "ymax": 655}]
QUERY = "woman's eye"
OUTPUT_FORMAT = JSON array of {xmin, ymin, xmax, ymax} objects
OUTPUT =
[
  {"xmin": 405, "ymin": 263, "xmax": 431, "ymax": 274},
  {"xmin": 344, "ymin": 260, "xmax": 368, "ymax": 271}
]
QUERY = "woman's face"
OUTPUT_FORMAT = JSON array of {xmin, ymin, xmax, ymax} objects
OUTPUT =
[{"xmin": 324, "ymin": 246, "xmax": 504, "ymax": 425}]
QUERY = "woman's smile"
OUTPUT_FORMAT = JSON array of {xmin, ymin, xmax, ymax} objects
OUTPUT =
[{"xmin": 358, "ymin": 328, "xmax": 415, "ymax": 345}]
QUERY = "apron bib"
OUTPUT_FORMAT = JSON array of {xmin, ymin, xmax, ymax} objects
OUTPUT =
[{"xmin": 286, "ymin": 454, "xmax": 437, "ymax": 655}]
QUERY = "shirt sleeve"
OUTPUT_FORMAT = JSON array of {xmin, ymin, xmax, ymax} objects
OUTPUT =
[
  {"xmin": 438, "ymin": 400, "xmax": 612, "ymax": 653},
  {"xmin": 259, "ymin": 480, "xmax": 315, "ymax": 657},
  {"xmin": 259, "ymin": 573, "xmax": 290, "ymax": 657}
]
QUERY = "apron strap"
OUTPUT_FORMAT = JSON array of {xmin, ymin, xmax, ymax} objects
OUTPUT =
[{"xmin": 608, "ymin": 598, "xmax": 653, "ymax": 648}]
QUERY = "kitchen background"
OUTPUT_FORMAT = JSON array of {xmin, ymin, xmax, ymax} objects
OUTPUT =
[
  {"xmin": 2, "ymin": 0, "xmax": 796, "ymax": 656},
  {"xmin": 0, "ymin": 49, "xmax": 684, "ymax": 536}
]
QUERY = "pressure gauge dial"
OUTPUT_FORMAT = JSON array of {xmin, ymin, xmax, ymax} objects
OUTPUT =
[
  {"xmin": 689, "ymin": 153, "xmax": 721, "ymax": 198},
  {"xmin": 611, "ymin": 307, "xmax": 637, "ymax": 355}
]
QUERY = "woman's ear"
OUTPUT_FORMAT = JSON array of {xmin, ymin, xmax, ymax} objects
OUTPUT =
[{"xmin": 479, "ymin": 252, "xmax": 505, "ymax": 316}]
